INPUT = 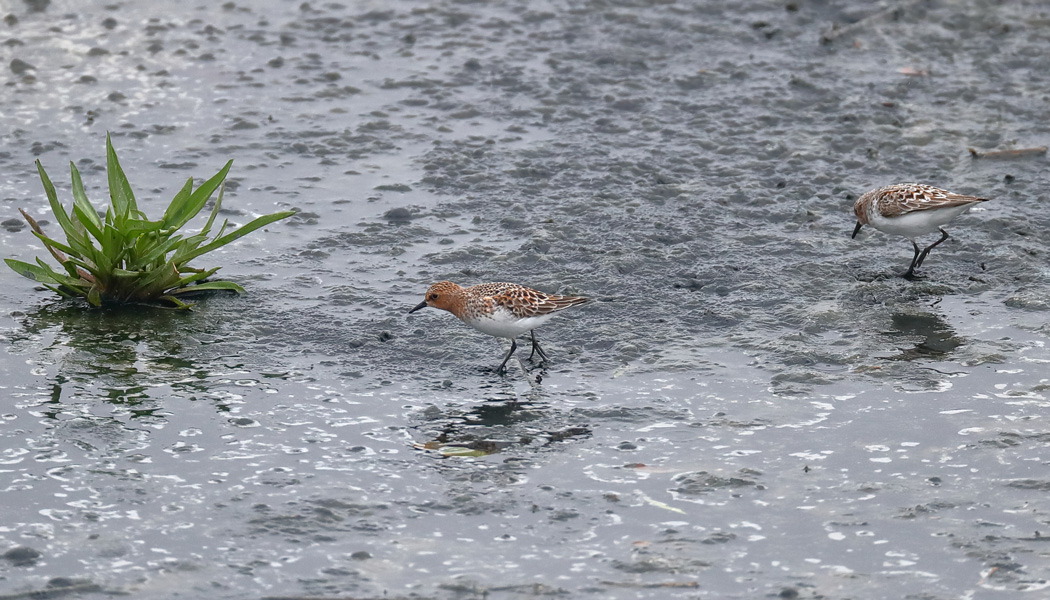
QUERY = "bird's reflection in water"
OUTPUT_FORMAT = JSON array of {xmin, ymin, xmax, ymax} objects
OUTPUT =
[
  {"xmin": 415, "ymin": 396, "xmax": 591, "ymax": 458},
  {"xmin": 884, "ymin": 311, "xmax": 963, "ymax": 361}
]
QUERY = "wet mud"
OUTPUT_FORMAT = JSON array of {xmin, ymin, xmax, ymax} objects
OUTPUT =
[{"xmin": 1, "ymin": 0, "xmax": 1049, "ymax": 598}]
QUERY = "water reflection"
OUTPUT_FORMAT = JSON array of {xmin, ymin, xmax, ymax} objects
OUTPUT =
[
  {"xmin": 413, "ymin": 392, "xmax": 592, "ymax": 458},
  {"xmin": 466, "ymin": 400, "xmax": 543, "ymax": 427},
  {"xmin": 883, "ymin": 311, "xmax": 963, "ymax": 361},
  {"xmin": 10, "ymin": 301, "xmax": 231, "ymax": 416}
]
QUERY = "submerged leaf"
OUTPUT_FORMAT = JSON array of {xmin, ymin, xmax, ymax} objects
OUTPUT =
[
  {"xmin": 42, "ymin": 282, "xmax": 75, "ymax": 298},
  {"xmin": 86, "ymin": 285, "xmax": 102, "ymax": 307},
  {"xmin": 158, "ymin": 294, "xmax": 193, "ymax": 310}
]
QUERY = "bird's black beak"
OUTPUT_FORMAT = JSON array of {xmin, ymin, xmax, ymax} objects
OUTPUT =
[
  {"xmin": 408, "ymin": 300, "xmax": 428, "ymax": 314},
  {"xmin": 851, "ymin": 222, "xmax": 863, "ymax": 239}
]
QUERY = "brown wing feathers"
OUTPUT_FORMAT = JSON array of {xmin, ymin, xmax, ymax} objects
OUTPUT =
[
  {"xmin": 876, "ymin": 184, "xmax": 988, "ymax": 218},
  {"xmin": 474, "ymin": 283, "xmax": 588, "ymax": 319}
]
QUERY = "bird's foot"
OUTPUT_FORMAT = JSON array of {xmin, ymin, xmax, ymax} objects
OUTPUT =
[{"xmin": 903, "ymin": 270, "xmax": 925, "ymax": 281}]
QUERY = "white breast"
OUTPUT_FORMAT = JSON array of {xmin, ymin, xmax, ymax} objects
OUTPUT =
[{"xmin": 464, "ymin": 308, "xmax": 556, "ymax": 339}]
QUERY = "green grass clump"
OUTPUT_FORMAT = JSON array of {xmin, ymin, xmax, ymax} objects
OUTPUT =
[{"xmin": 5, "ymin": 134, "xmax": 294, "ymax": 309}]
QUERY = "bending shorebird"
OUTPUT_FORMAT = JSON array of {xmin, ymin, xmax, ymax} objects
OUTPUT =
[
  {"xmin": 409, "ymin": 281, "xmax": 589, "ymax": 372},
  {"xmin": 852, "ymin": 183, "xmax": 990, "ymax": 278}
]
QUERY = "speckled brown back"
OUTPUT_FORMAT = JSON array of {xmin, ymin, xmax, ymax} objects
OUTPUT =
[
  {"xmin": 465, "ymin": 282, "xmax": 589, "ymax": 320},
  {"xmin": 869, "ymin": 183, "xmax": 988, "ymax": 218}
]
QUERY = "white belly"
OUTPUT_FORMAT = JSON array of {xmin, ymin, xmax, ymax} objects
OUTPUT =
[
  {"xmin": 465, "ymin": 310, "xmax": 556, "ymax": 339},
  {"xmin": 869, "ymin": 204, "xmax": 974, "ymax": 240}
]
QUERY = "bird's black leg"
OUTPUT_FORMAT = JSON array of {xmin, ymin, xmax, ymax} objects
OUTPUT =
[
  {"xmin": 915, "ymin": 228, "xmax": 950, "ymax": 269},
  {"xmin": 527, "ymin": 330, "xmax": 549, "ymax": 362},
  {"xmin": 496, "ymin": 338, "xmax": 518, "ymax": 373},
  {"xmin": 904, "ymin": 241, "xmax": 922, "ymax": 279}
]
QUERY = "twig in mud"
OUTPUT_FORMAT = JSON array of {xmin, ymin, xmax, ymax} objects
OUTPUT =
[
  {"xmin": 600, "ymin": 580, "xmax": 700, "ymax": 589},
  {"xmin": 821, "ymin": 0, "xmax": 925, "ymax": 44},
  {"xmin": 968, "ymin": 146, "xmax": 1047, "ymax": 159},
  {"xmin": 978, "ymin": 566, "xmax": 1000, "ymax": 586},
  {"xmin": 0, "ymin": 583, "xmax": 105, "ymax": 600},
  {"xmin": 490, "ymin": 583, "xmax": 569, "ymax": 594},
  {"xmin": 262, "ymin": 597, "xmax": 425, "ymax": 600}
]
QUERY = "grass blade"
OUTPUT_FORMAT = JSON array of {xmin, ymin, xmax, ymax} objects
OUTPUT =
[
  {"xmin": 106, "ymin": 132, "xmax": 138, "ymax": 222},
  {"xmin": 71, "ymin": 202, "xmax": 105, "ymax": 246},
  {"xmin": 128, "ymin": 262, "xmax": 182, "ymax": 299},
  {"xmin": 200, "ymin": 180, "xmax": 225, "ymax": 235},
  {"xmin": 5, "ymin": 258, "xmax": 61, "ymax": 284},
  {"xmin": 27, "ymin": 229, "xmax": 101, "ymax": 279},
  {"xmin": 100, "ymin": 223, "xmax": 127, "ymax": 267},
  {"xmin": 179, "ymin": 210, "xmax": 294, "ymax": 264},
  {"xmin": 172, "ymin": 280, "xmax": 245, "ymax": 295},
  {"xmin": 132, "ymin": 234, "xmax": 186, "ymax": 269},
  {"xmin": 35, "ymin": 161, "xmax": 76, "ymax": 234},
  {"xmin": 34, "ymin": 257, "xmax": 92, "ymax": 287},
  {"xmin": 169, "ymin": 266, "xmax": 221, "ymax": 290},
  {"xmin": 169, "ymin": 233, "xmax": 208, "ymax": 266},
  {"xmin": 28, "ymin": 230, "xmax": 78, "ymax": 259},
  {"xmin": 42, "ymin": 282, "xmax": 78, "ymax": 299},
  {"xmin": 122, "ymin": 217, "xmax": 165, "ymax": 238},
  {"xmin": 69, "ymin": 162, "xmax": 104, "ymax": 240},
  {"xmin": 159, "ymin": 177, "xmax": 197, "ymax": 230},
  {"xmin": 162, "ymin": 160, "xmax": 232, "ymax": 231}
]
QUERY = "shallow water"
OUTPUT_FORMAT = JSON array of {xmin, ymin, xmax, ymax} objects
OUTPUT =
[{"xmin": 1, "ymin": 0, "xmax": 1049, "ymax": 598}]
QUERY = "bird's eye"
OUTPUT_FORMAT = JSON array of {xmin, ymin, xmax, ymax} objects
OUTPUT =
[{"xmin": 429, "ymin": 293, "xmax": 438, "ymax": 300}]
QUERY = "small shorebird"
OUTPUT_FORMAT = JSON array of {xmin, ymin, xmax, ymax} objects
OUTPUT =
[
  {"xmin": 852, "ymin": 183, "xmax": 990, "ymax": 278},
  {"xmin": 409, "ymin": 281, "xmax": 589, "ymax": 372}
]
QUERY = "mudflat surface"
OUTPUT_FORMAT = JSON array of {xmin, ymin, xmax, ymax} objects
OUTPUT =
[{"xmin": 1, "ymin": 1, "xmax": 1049, "ymax": 598}]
